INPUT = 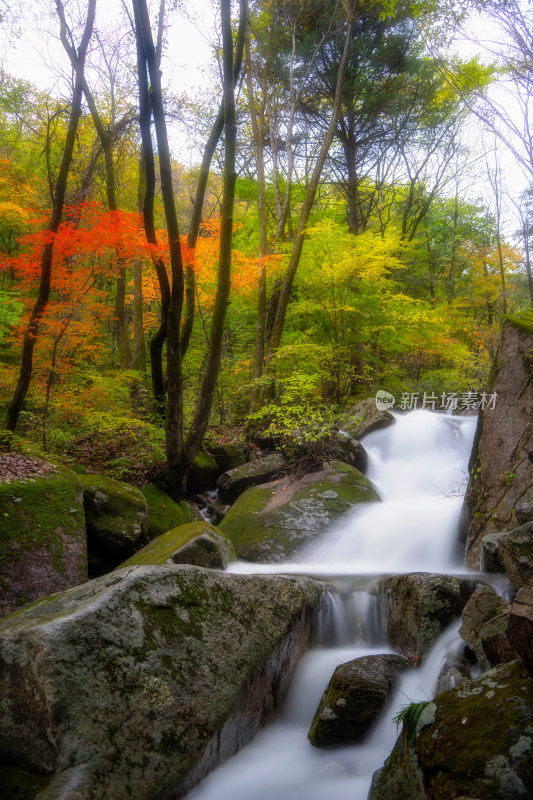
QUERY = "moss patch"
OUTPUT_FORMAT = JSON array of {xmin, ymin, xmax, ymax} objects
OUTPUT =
[
  {"xmin": 219, "ymin": 461, "xmax": 380, "ymax": 562},
  {"xmin": 139, "ymin": 484, "xmax": 195, "ymax": 540},
  {"xmin": 502, "ymin": 309, "xmax": 533, "ymax": 337},
  {"xmin": 117, "ymin": 522, "xmax": 234, "ymax": 569}
]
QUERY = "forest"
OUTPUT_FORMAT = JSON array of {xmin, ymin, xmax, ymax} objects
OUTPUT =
[{"xmin": 0, "ymin": 0, "xmax": 532, "ymax": 494}]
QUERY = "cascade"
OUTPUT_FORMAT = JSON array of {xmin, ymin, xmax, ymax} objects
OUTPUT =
[{"xmin": 187, "ymin": 409, "xmax": 478, "ymax": 800}]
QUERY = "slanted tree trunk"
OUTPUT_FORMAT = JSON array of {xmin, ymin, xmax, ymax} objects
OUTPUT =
[
  {"xmin": 264, "ymin": 9, "xmax": 354, "ymax": 378},
  {"xmin": 4, "ymin": 0, "xmax": 96, "ymax": 436}
]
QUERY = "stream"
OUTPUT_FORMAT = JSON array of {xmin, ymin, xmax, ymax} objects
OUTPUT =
[{"xmin": 187, "ymin": 409, "xmax": 478, "ymax": 800}]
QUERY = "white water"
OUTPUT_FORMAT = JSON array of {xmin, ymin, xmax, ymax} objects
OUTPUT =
[{"xmin": 187, "ymin": 410, "xmax": 478, "ymax": 800}]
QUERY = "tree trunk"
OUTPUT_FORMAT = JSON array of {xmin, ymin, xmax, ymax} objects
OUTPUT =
[
  {"xmin": 186, "ymin": 0, "xmax": 239, "ymax": 462},
  {"xmin": 4, "ymin": 0, "xmax": 96, "ymax": 436}
]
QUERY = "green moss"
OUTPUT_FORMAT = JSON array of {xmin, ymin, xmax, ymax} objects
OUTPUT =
[
  {"xmin": 117, "ymin": 522, "xmax": 231, "ymax": 568},
  {"xmin": 193, "ymin": 452, "xmax": 218, "ymax": 471},
  {"xmin": 138, "ymin": 484, "xmax": 195, "ymax": 540},
  {"xmin": 0, "ymin": 468, "xmax": 85, "ymax": 568},
  {"xmin": 502, "ymin": 309, "xmax": 533, "ymax": 336},
  {"xmin": 0, "ymin": 767, "xmax": 52, "ymax": 799}
]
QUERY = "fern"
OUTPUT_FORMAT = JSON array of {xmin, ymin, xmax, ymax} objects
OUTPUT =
[{"xmin": 393, "ymin": 701, "xmax": 430, "ymax": 744}]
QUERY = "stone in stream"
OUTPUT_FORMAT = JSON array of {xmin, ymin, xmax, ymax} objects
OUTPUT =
[
  {"xmin": 461, "ymin": 310, "xmax": 533, "ymax": 570},
  {"xmin": 216, "ymin": 451, "xmax": 288, "ymax": 504},
  {"xmin": 377, "ymin": 573, "xmax": 482, "ymax": 660},
  {"xmin": 219, "ymin": 460, "xmax": 380, "ymax": 562},
  {"xmin": 0, "ymin": 462, "xmax": 87, "ymax": 618},
  {"xmin": 0, "ymin": 564, "xmax": 322, "ymax": 800},
  {"xmin": 79, "ymin": 473, "xmax": 149, "ymax": 576},
  {"xmin": 459, "ymin": 585, "xmax": 519, "ymax": 670},
  {"xmin": 337, "ymin": 396, "xmax": 396, "ymax": 440},
  {"xmin": 368, "ymin": 660, "xmax": 533, "ymax": 800},
  {"xmin": 308, "ymin": 654, "xmax": 409, "ymax": 747},
  {"xmin": 480, "ymin": 521, "xmax": 533, "ymax": 592},
  {"xmin": 118, "ymin": 521, "xmax": 236, "ymax": 570}
]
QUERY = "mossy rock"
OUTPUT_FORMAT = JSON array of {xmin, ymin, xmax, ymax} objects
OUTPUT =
[
  {"xmin": 186, "ymin": 452, "xmax": 221, "ymax": 493},
  {"xmin": 370, "ymin": 660, "xmax": 533, "ymax": 800},
  {"xmin": 219, "ymin": 460, "xmax": 380, "ymax": 562},
  {"xmin": 0, "ymin": 565, "xmax": 322, "ymax": 799},
  {"xmin": 502, "ymin": 309, "xmax": 533, "ymax": 336},
  {"xmin": 138, "ymin": 483, "xmax": 195, "ymax": 540},
  {"xmin": 0, "ymin": 466, "xmax": 87, "ymax": 617},
  {"xmin": 308, "ymin": 654, "xmax": 409, "ymax": 747},
  {"xmin": 118, "ymin": 521, "xmax": 236, "ymax": 570},
  {"xmin": 79, "ymin": 473, "xmax": 149, "ymax": 576}
]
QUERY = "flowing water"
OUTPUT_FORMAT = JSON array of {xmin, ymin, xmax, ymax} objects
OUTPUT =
[{"xmin": 187, "ymin": 409, "xmax": 478, "ymax": 800}]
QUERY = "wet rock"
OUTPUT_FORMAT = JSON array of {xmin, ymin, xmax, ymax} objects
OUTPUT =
[
  {"xmin": 209, "ymin": 440, "xmax": 248, "ymax": 472},
  {"xmin": 459, "ymin": 585, "xmax": 518, "ymax": 670},
  {"xmin": 338, "ymin": 397, "xmax": 396, "ymax": 440},
  {"xmin": 79, "ymin": 473, "xmax": 149, "ymax": 576},
  {"xmin": 138, "ymin": 483, "xmax": 196, "ymax": 540},
  {"xmin": 480, "ymin": 522, "xmax": 533, "ymax": 591},
  {"xmin": 461, "ymin": 310, "xmax": 533, "ymax": 569},
  {"xmin": 217, "ymin": 452, "xmax": 287, "ymax": 504},
  {"xmin": 369, "ymin": 660, "xmax": 533, "ymax": 800},
  {"xmin": 480, "ymin": 532, "xmax": 505, "ymax": 573},
  {"xmin": 219, "ymin": 461, "xmax": 380, "ymax": 562},
  {"xmin": 322, "ymin": 431, "xmax": 368, "ymax": 473},
  {"xmin": 118, "ymin": 521, "xmax": 236, "ymax": 570},
  {"xmin": 0, "ymin": 565, "xmax": 322, "ymax": 800},
  {"xmin": 378, "ymin": 573, "xmax": 481, "ymax": 659},
  {"xmin": 308, "ymin": 654, "xmax": 409, "ymax": 747},
  {"xmin": 435, "ymin": 650, "xmax": 473, "ymax": 695},
  {"xmin": 0, "ymin": 466, "xmax": 87, "ymax": 618},
  {"xmin": 507, "ymin": 586, "xmax": 533, "ymax": 673}
]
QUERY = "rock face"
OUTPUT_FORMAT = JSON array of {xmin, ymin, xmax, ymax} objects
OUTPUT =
[
  {"xmin": 217, "ymin": 452, "xmax": 287, "ymax": 504},
  {"xmin": 461, "ymin": 311, "xmax": 533, "ymax": 569},
  {"xmin": 0, "ymin": 466, "xmax": 86, "ymax": 618},
  {"xmin": 369, "ymin": 660, "xmax": 533, "ymax": 800},
  {"xmin": 308, "ymin": 654, "xmax": 409, "ymax": 747},
  {"xmin": 138, "ymin": 483, "xmax": 195, "ymax": 540},
  {"xmin": 79, "ymin": 474, "xmax": 149, "ymax": 576},
  {"xmin": 119, "ymin": 522, "xmax": 236, "ymax": 570},
  {"xmin": 459, "ymin": 585, "xmax": 518, "ymax": 670},
  {"xmin": 508, "ymin": 587, "xmax": 533, "ymax": 673},
  {"xmin": 338, "ymin": 396, "xmax": 395, "ymax": 440},
  {"xmin": 378, "ymin": 573, "xmax": 481, "ymax": 660},
  {"xmin": 0, "ymin": 565, "xmax": 322, "ymax": 800},
  {"xmin": 219, "ymin": 461, "xmax": 380, "ymax": 562},
  {"xmin": 481, "ymin": 522, "xmax": 533, "ymax": 591}
]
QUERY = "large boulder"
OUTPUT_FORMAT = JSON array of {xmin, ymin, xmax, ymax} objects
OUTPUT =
[
  {"xmin": 480, "ymin": 522, "xmax": 533, "ymax": 592},
  {"xmin": 79, "ymin": 474, "xmax": 149, "ymax": 576},
  {"xmin": 119, "ymin": 521, "xmax": 236, "ymax": 570},
  {"xmin": 377, "ymin": 573, "xmax": 481, "ymax": 660},
  {"xmin": 459, "ymin": 585, "xmax": 518, "ymax": 670},
  {"xmin": 219, "ymin": 461, "xmax": 380, "ymax": 562},
  {"xmin": 186, "ymin": 452, "xmax": 221, "ymax": 494},
  {"xmin": 138, "ymin": 483, "xmax": 196, "ymax": 540},
  {"xmin": 508, "ymin": 586, "xmax": 533, "ymax": 673},
  {"xmin": 369, "ymin": 660, "xmax": 533, "ymax": 800},
  {"xmin": 308, "ymin": 654, "xmax": 409, "ymax": 747},
  {"xmin": 338, "ymin": 397, "xmax": 395, "ymax": 440},
  {"xmin": 0, "ymin": 565, "xmax": 322, "ymax": 800},
  {"xmin": 0, "ymin": 458, "xmax": 86, "ymax": 618},
  {"xmin": 461, "ymin": 311, "xmax": 533, "ymax": 569},
  {"xmin": 216, "ymin": 452, "xmax": 287, "ymax": 504}
]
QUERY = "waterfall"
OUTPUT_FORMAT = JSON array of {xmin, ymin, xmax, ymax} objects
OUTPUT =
[{"xmin": 186, "ymin": 409, "xmax": 478, "ymax": 800}]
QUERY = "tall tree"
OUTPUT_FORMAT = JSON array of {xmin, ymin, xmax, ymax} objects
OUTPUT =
[{"xmin": 4, "ymin": 0, "xmax": 96, "ymax": 436}]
